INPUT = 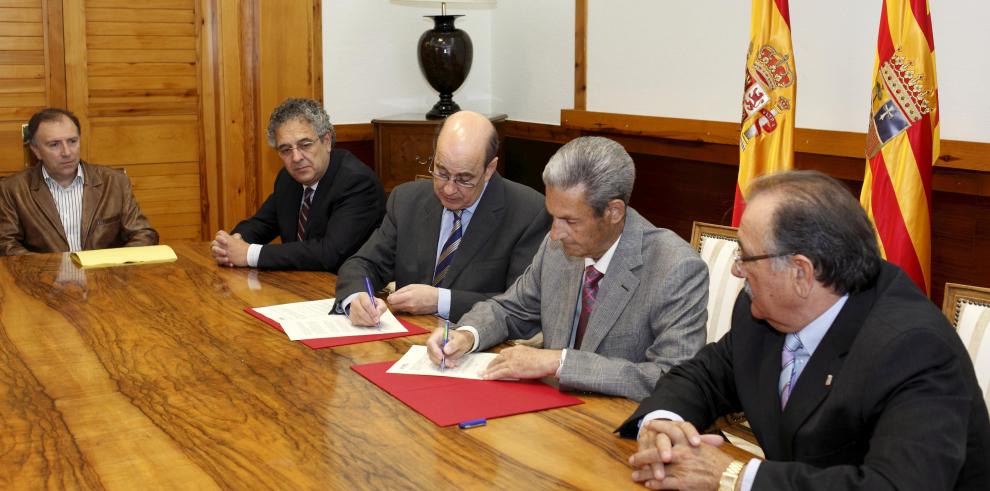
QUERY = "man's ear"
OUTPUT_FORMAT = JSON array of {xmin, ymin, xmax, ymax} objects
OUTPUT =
[
  {"xmin": 29, "ymin": 142, "xmax": 42, "ymax": 160},
  {"xmin": 605, "ymin": 199, "xmax": 626, "ymax": 224},
  {"xmin": 791, "ymin": 254, "xmax": 816, "ymax": 298}
]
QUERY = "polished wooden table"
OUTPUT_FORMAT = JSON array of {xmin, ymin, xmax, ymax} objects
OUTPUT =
[{"xmin": 0, "ymin": 242, "xmax": 752, "ymax": 489}]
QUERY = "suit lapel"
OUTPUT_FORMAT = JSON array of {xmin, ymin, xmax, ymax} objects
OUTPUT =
[
  {"xmin": 546, "ymin": 256, "xmax": 584, "ymax": 349},
  {"xmin": 28, "ymin": 166, "xmax": 68, "ymax": 248},
  {"xmin": 580, "ymin": 216, "xmax": 643, "ymax": 352},
  {"xmin": 752, "ymin": 327, "xmax": 787, "ymax": 458},
  {"xmin": 440, "ymin": 174, "xmax": 504, "ymax": 287},
  {"xmin": 79, "ymin": 163, "xmax": 104, "ymax": 248},
  {"xmin": 417, "ymin": 196, "xmax": 444, "ymax": 283},
  {"xmin": 778, "ymin": 287, "xmax": 876, "ymax": 457},
  {"xmin": 303, "ymin": 150, "xmax": 343, "ymax": 238},
  {"xmin": 279, "ymin": 172, "xmax": 304, "ymax": 241}
]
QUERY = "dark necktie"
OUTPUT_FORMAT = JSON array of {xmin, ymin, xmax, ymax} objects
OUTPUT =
[
  {"xmin": 296, "ymin": 187, "xmax": 314, "ymax": 242},
  {"xmin": 574, "ymin": 265, "xmax": 604, "ymax": 349},
  {"xmin": 432, "ymin": 211, "xmax": 462, "ymax": 287}
]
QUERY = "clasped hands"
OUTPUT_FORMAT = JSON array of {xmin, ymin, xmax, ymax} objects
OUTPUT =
[
  {"xmin": 630, "ymin": 419, "xmax": 738, "ymax": 490},
  {"xmin": 211, "ymin": 230, "xmax": 249, "ymax": 267}
]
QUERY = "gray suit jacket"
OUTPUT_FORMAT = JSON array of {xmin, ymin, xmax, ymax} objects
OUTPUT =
[
  {"xmin": 335, "ymin": 173, "xmax": 550, "ymax": 320},
  {"xmin": 458, "ymin": 208, "xmax": 708, "ymax": 401}
]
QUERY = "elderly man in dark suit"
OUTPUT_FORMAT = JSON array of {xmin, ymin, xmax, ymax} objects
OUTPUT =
[
  {"xmin": 426, "ymin": 136, "xmax": 709, "ymax": 401},
  {"xmin": 0, "ymin": 108, "xmax": 157, "ymax": 255},
  {"xmin": 211, "ymin": 98, "xmax": 384, "ymax": 271},
  {"xmin": 621, "ymin": 170, "xmax": 990, "ymax": 491},
  {"xmin": 335, "ymin": 110, "xmax": 550, "ymax": 322}
]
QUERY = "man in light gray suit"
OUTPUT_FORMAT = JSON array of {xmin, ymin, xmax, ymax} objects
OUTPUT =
[{"xmin": 426, "ymin": 136, "xmax": 708, "ymax": 401}]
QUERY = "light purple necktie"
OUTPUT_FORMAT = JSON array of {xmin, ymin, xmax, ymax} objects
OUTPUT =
[{"xmin": 779, "ymin": 333, "xmax": 804, "ymax": 408}]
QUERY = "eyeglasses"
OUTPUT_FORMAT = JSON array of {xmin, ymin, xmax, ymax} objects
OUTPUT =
[
  {"xmin": 276, "ymin": 138, "xmax": 320, "ymax": 159},
  {"xmin": 428, "ymin": 162, "xmax": 482, "ymax": 189},
  {"xmin": 733, "ymin": 247, "xmax": 796, "ymax": 271}
]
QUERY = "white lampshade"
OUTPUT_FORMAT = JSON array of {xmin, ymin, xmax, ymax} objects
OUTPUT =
[{"xmin": 393, "ymin": 1, "xmax": 496, "ymax": 14}]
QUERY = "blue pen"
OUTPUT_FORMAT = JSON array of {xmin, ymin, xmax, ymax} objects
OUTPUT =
[
  {"xmin": 458, "ymin": 418, "xmax": 486, "ymax": 429},
  {"xmin": 364, "ymin": 276, "xmax": 381, "ymax": 330},
  {"xmin": 441, "ymin": 319, "xmax": 449, "ymax": 372}
]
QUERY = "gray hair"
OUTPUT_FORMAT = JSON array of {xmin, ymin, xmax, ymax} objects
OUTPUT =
[
  {"xmin": 747, "ymin": 170, "xmax": 882, "ymax": 294},
  {"xmin": 542, "ymin": 136, "xmax": 635, "ymax": 215},
  {"xmin": 266, "ymin": 98, "xmax": 336, "ymax": 147}
]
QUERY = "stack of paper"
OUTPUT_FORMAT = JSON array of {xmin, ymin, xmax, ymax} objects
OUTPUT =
[
  {"xmin": 245, "ymin": 298, "xmax": 429, "ymax": 349},
  {"xmin": 70, "ymin": 245, "xmax": 177, "ymax": 268}
]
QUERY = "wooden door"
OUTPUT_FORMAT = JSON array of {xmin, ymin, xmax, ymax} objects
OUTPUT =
[{"xmin": 62, "ymin": 0, "xmax": 204, "ymax": 241}]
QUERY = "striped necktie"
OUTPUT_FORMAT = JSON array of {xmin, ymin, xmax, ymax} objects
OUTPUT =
[
  {"xmin": 432, "ymin": 210, "xmax": 462, "ymax": 287},
  {"xmin": 779, "ymin": 333, "xmax": 805, "ymax": 408},
  {"xmin": 573, "ymin": 265, "xmax": 604, "ymax": 349},
  {"xmin": 296, "ymin": 187, "xmax": 314, "ymax": 242}
]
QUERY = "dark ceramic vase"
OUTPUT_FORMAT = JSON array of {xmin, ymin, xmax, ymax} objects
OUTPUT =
[{"xmin": 418, "ymin": 15, "xmax": 473, "ymax": 119}]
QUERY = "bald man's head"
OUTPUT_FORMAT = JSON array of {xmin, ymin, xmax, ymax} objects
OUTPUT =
[{"xmin": 431, "ymin": 111, "xmax": 499, "ymax": 210}]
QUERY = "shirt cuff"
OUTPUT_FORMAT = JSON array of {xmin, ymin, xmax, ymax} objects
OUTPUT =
[
  {"xmin": 340, "ymin": 292, "xmax": 361, "ymax": 316},
  {"xmin": 637, "ymin": 410, "xmax": 685, "ymax": 438},
  {"xmin": 555, "ymin": 349, "xmax": 567, "ymax": 378},
  {"xmin": 458, "ymin": 326, "xmax": 481, "ymax": 352},
  {"xmin": 436, "ymin": 287, "xmax": 451, "ymax": 319},
  {"xmin": 739, "ymin": 458, "xmax": 761, "ymax": 491},
  {"xmin": 246, "ymin": 243, "xmax": 262, "ymax": 268}
]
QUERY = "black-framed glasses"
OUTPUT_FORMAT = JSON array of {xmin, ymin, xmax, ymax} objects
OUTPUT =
[
  {"xmin": 427, "ymin": 162, "xmax": 482, "ymax": 189},
  {"xmin": 733, "ymin": 247, "xmax": 796, "ymax": 270},
  {"xmin": 276, "ymin": 138, "xmax": 320, "ymax": 158}
]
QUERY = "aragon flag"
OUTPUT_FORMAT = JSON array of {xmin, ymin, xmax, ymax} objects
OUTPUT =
[
  {"xmin": 860, "ymin": 0, "xmax": 938, "ymax": 295},
  {"xmin": 732, "ymin": 0, "xmax": 796, "ymax": 226}
]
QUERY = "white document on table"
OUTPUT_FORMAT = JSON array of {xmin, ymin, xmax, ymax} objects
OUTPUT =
[
  {"xmin": 387, "ymin": 345, "xmax": 499, "ymax": 380},
  {"xmin": 252, "ymin": 298, "xmax": 406, "ymax": 340}
]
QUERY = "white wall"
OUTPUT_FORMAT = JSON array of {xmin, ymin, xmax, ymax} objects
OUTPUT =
[
  {"xmin": 324, "ymin": 1, "xmax": 990, "ymax": 142},
  {"xmin": 323, "ymin": 0, "xmax": 493, "ymax": 123},
  {"xmin": 586, "ymin": 0, "xmax": 990, "ymax": 142},
  {"xmin": 492, "ymin": 0, "xmax": 575, "ymax": 123}
]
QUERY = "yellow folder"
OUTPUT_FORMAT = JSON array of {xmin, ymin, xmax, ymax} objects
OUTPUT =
[{"xmin": 70, "ymin": 245, "xmax": 177, "ymax": 268}]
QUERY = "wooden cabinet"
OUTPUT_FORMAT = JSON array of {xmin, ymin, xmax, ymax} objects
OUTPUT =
[{"xmin": 372, "ymin": 113, "xmax": 506, "ymax": 192}]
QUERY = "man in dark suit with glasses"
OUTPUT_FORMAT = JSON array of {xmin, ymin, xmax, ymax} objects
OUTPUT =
[
  {"xmin": 334, "ymin": 110, "xmax": 550, "ymax": 323},
  {"xmin": 211, "ymin": 98, "xmax": 385, "ymax": 271}
]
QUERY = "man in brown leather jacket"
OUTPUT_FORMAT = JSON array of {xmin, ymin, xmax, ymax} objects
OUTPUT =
[{"xmin": 0, "ymin": 108, "xmax": 158, "ymax": 255}]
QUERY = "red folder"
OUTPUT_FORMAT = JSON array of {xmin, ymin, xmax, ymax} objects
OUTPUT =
[
  {"xmin": 351, "ymin": 360, "xmax": 584, "ymax": 426},
  {"xmin": 244, "ymin": 307, "xmax": 429, "ymax": 349}
]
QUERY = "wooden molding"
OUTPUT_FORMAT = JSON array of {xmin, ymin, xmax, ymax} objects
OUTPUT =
[
  {"xmin": 561, "ymin": 109, "xmax": 990, "ymax": 174},
  {"xmin": 502, "ymin": 120, "xmax": 580, "ymax": 144},
  {"xmin": 574, "ymin": 0, "xmax": 587, "ymax": 111},
  {"xmin": 336, "ymin": 123, "xmax": 373, "ymax": 142}
]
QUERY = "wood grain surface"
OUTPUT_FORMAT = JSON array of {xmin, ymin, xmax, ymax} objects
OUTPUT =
[{"xmin": 0, "ymin": 242, "xmax": 752, "ymax": 490}]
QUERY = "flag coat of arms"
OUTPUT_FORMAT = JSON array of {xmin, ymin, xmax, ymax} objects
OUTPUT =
[
  {"xmin": 733, "ymin": 0, "xmax": 796, "ymax": 226},
  {"xmin": 860, "ymin": 0, "xmax": 939, "ymax": 295}
]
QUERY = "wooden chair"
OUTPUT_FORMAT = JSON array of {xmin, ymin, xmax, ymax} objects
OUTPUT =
[
  {"xmin": 690, "ymin": 221, "xmax": 764, "ymax": 457},
  {"xmin": 942, "ymin": 283, "xmax": 990, "ymax": 407},
  {"xmin": 690, "ymin": 221, "xmax": 745, "ymax": 344}
]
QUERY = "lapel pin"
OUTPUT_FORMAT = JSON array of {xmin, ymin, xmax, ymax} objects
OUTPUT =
[{"xmin": 825, "ymin": 374, "xmax": 833, "ymax": 387}]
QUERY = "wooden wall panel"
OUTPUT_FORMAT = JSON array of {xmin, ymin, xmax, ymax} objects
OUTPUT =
[
  {"xmin": 255, "ymin": 0, "xmax": 322, "ymax": 205},
  {"xmin": 58, "ymin": 0, "xmax": 205, "ymax": 241},
  {"xmin": 0, "ymin": 0, "xmax": 60, "ymax": 176}
]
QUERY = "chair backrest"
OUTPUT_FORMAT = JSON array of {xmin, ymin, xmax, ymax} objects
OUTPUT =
[
  {"xmin": 690, "ymin": 221, "xmax": 745, "ymax": 344},
  {"xmin": 942, "ymin": 282, "xmax": 990, "ymax": 407}
]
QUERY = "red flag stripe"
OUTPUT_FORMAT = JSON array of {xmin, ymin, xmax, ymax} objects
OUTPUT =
[
  {"xmin": 905, "ymin": 113, "xmax": 935, "ymax": 201},
  {"xmin": 876, "ymin": 2, "xmax": 895, "ymax": 60},
  {"xmin": 732, "ymin": 184, "xmax": 746, "ymax": 227},
  {"xmin": 909, "ymin": 0, "xmax": 935, "ymax": 51},
  {"xmin": 868, "ymin": 154, "xmax": 927, "ymax": 291},
  {"xmin": 774, "ymin": 0, "xmax": 791, "ymax": 27}
]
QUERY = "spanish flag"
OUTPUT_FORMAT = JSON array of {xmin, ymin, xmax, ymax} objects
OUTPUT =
[
  {"xmin": 733, "ymin": 0, "xmax": 796, "ymax": 226},
  {"xmin": 860, "ymin": 0, "xmax": 938, "ymax": 295}
]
